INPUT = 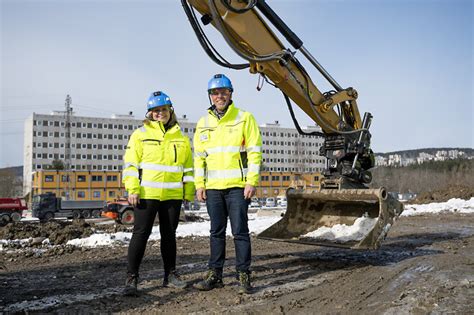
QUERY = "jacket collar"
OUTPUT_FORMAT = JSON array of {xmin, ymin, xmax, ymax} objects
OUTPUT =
[
  {"xmin": 208, "ymin": 102, "xmax": 236, "ymax": 121},
  {"xmin": 146, "ymin": 121, "xmax": 180, "ymax": 134}
]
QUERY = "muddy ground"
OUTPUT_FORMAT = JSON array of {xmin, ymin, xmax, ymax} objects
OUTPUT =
[{"xmin": 1, "ymin": 209, "xmax": 473, "ymax": 314}]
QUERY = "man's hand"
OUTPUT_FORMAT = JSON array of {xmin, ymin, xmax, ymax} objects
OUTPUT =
[
  {"xmin": 128, "ymin": 194, "xmax": 139, "ymax": 207},
  {"xmin": 243, "ymin": 184, "xmax": 256, "ymax": 199},
  {"xmin": 196, "ymin": 188, "xmax": 207, "ymax": 202}
]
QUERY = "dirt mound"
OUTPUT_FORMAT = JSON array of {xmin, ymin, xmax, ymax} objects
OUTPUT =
[
  {"xmin": 0, "ymin": 220, "xmax": 94, "ymax": 245},
  {"xmin": 184, "ymin": 213, "xmax": 207, "ymax": 222},
  {"xmin": 93, "ymin": 223, "xmax": 133, "ymax": 234},
  {"xmin": 412, "ymin": 185, "xmax": 474, "ymax": 204}
]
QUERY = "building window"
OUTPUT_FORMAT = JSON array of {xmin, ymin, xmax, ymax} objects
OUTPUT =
[
  {"xmin": 92, "ymin": 175, "xmax": 103, "ymax": 182},
  {"xmin": 107, "ymin": 175, "xmax": 118, "ymax": 181},
  {"xmin": 93, "ymin": 191, "xmax": 101, "ymax": 198},
  {"xmin": 314, "ymin": 176, "xmax": 319, "ymax": 181},
  {"xmin": 61, "ymin": 175, "xmax": 69, "ymax": 182},
  {"xmin": 108, "ymin": 191, "xmax": 116, "ymax": 198},
  {"xmin": 77, "ymin": 191, "xmax": 85, "ymax": 198},
  {"xmin": 45, "ymin": 175, "xmax": 54, "ymax": 182},
  {"xmin": 77, "ymin": 175, "xmax": 86, "ymax": 182}
]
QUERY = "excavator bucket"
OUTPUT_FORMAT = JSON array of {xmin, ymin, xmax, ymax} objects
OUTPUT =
[{"xmin": 258, "ymin": 188, "xmax": 403, "ymax": 249}]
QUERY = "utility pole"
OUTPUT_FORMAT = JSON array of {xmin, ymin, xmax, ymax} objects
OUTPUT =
[{"xmin": 64, "ymin": 95, "xmax": 73, "ymax": 200}]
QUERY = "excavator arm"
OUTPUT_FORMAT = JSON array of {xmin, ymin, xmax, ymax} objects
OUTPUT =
[
  {"xmin": 182, "ymin": 0, "xmax": 403, "ymax": 249},
  {"xmin": 183, "ymin": 0, "xmax": 374, "ymax": 189}
]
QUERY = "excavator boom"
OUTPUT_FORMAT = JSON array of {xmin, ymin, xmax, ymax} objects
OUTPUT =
[{"xmin": 182, "ymin": 0, "xmax": 403, "ymax": 249}]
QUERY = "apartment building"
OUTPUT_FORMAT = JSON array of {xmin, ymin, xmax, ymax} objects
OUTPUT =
[{"xmin": 23, "ymin": 112, "xmax": 326, "ymax": 196}]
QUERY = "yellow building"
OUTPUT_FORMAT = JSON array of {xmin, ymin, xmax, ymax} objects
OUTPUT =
[
  {"xmin": 31, "ymin": 170, "xmax": 125, "ymax": 202},
  {"xmin": 256, "ymin": 171, "xmax": 321, "ymax": 198},
  {"xmin": 31, "ymin": 170, "xmax": 322, "ymax": 202}
]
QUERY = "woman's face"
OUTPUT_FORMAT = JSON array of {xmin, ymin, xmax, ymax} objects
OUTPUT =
[{"xmin": 150, "ymin": 106, "xmax": 171, "ymax": 123}]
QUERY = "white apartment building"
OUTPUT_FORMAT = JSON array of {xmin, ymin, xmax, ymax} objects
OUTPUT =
[{"xmin": 23, "ymin": 113, "xmax": 326, "ymax": 195}]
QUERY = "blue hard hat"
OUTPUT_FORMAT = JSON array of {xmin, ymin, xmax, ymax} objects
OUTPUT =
[
  {"xmin": 207, "ymin": 74, "xmax": 233, "ymax": 93},
  {"xmin": 147, "ymin": 91, "xmax": 172, "ymax": 111}
]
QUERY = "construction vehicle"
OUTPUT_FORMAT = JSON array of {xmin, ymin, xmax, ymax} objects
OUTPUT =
[
  {"xmin": 101, "ymin": 198, "xmax": 188, "ymax": 225},
  {"xmin": 32, "ymin": 193, "xmax": 105, "ymax": 221},
  {"xmin": 102, "ymin": 198, "xmax": 135, "ymax": 225},
  {"xmin": 182, "ymin": 0, "xmax": 403, "ymax": 249},
  {"xmin": 0, "ymin": 198, "xmax": 27, "ymax": 225}
]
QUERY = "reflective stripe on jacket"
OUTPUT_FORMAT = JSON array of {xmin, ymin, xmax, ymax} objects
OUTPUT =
[
  {"xmin": 123, "ymin": 121, "xmax": 195, "ymax": 201},
  {"xmin": 193, "ymin": 103, "xmax": 262, "ymax": 189}
]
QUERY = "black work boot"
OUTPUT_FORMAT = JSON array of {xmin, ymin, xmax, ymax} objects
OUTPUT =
[
  {"xmin": 237, "ymin": 271, "xmax": 252, "ymax": 294},
  {"xmin": 123, "ymin": 274, "xmax": 139, "ymax": 296},
  {"xmin": 163, "ymin": 271, "xmax": 187, "ymax": 289},
  {"xmin": 193, "ymin": 269, "xmax": 224, "ymax": 291}
]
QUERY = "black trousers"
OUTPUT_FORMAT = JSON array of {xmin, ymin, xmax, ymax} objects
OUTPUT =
[{"xmin": 127, "ymin": 199, "xmax": 182, "ymax": 277}]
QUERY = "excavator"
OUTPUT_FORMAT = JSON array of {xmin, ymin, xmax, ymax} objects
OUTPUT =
[{"xmin": 181, "ymin": 0, "xmax": 403, "ymax": 249}]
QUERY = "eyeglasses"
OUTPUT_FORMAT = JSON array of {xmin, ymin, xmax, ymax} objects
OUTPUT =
[
  {"xmin": 151, "ymin": 107, "xmax": 169, "ymax": 113},
  {"xmin": 209, "ymin": 89, "xmax": 230, "ymax": 96}
]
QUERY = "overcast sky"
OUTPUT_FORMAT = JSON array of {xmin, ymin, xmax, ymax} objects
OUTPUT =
[{"xmin": 1, "ymin": 0, "xmax": 472, "ymax": 168}]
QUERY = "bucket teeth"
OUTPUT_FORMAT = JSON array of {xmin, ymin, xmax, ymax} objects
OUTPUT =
[{"xmin": 258, "ymin": 188, "xmax": 403, "ymax": 249}]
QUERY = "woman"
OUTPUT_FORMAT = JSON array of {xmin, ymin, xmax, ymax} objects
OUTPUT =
[{"xmin": 122, "ymin": 91, "xmax": 195, "ymax": 296}]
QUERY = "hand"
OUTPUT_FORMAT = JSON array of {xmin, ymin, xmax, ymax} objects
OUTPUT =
[
  {"xmin": 243, "ymin": 184, "xmax": 256, "ymax": 199},
  {"xmin": 128, "ymin": 194, "xmax": 139, "ymax": 207},
  {"xmin": 196, "ymin": 188, "xmax": 207, "ymax": 202}
]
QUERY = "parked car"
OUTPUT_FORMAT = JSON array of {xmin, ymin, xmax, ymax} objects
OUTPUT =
[
  {"xmin": 250, "ymin": 197, "xmax": 260, "ymax": 208},
  {"xmin": 265, "ymin": 197, "xmax": 276, "ymax": 207},
  {"xmin": 277, "ymin": 196, "xmax": 287, "ymax": 207}
]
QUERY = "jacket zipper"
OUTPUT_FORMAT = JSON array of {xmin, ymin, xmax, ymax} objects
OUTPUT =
[
  {"xmin": 173, "ymin": 144, "xmax": 177, "ymax": 163},
  {"xmin": 238, "ymin": 159, "xmax": 244, "ymax": 181}
]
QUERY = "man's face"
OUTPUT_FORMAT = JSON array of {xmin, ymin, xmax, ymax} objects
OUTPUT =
[{"xmin": 210, "ymin": 88, "xmax": 231, "ymax": 112}]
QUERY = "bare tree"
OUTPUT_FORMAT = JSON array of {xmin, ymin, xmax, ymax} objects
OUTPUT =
[{"xmin": 0, "ymin": 168, "xmax": 22, "ymax": 197}]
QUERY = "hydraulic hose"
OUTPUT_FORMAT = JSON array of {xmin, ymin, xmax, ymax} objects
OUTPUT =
[{"xmin": 181, "ymin": 0, "xmax": 249, "ymax": 69}]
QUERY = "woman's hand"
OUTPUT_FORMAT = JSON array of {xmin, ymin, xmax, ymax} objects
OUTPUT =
[{"xmin": 128, "ymin": 194, "xmax": 140, "ymax": 207}]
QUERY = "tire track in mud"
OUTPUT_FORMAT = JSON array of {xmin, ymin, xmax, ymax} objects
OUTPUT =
[
  {"xmin": 222, "ymin": 245, "xmax": 447, "ymax": 314},
  {"xmin": 0, "ymin": 260, "xmax": 208, "ymax": 312}
]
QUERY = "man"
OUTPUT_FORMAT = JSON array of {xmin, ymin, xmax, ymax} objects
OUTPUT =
[{"xmin": 193, "ymin": 74, "xmax": 262, "ymax": 294}]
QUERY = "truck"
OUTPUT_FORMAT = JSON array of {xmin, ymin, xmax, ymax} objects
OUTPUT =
[
  {"xmin": 32, "ymin": 193, "xmax": 105, "ymax": 221},
  {"xmin": 0, "ymin": 198, "xmax": 27, "ymax": 224},
  {"xmin": 182, "ymin": 0, "xmax": 403, "ymax": 249}
]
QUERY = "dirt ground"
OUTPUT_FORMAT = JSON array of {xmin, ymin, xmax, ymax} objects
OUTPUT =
[{"xmin": 1, "ymin": 208, "xmax": 473, "ymax": 314}]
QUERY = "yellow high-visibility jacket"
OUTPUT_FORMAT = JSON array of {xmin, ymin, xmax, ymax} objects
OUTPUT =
[
  {"xmin": 122, "ymin": 121, "xmax": 195, "ymax": 201},
  {"xmin": 193, "ymin": 103, "xmax": 262, "ymax": 190}
]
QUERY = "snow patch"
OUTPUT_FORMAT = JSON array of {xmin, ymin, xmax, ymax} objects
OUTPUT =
[{"xmin": 403, "ymin": 198, "xmax": 474, "ymax": 216}]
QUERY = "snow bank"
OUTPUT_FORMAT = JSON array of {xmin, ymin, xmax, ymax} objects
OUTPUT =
[
  {"xmin": 403, "ymin": 197, "xmax": 474, "ymax": 216},
  {"xmin": 66, "ymin": 214, "xmax": 280, "ymax": 248}
]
